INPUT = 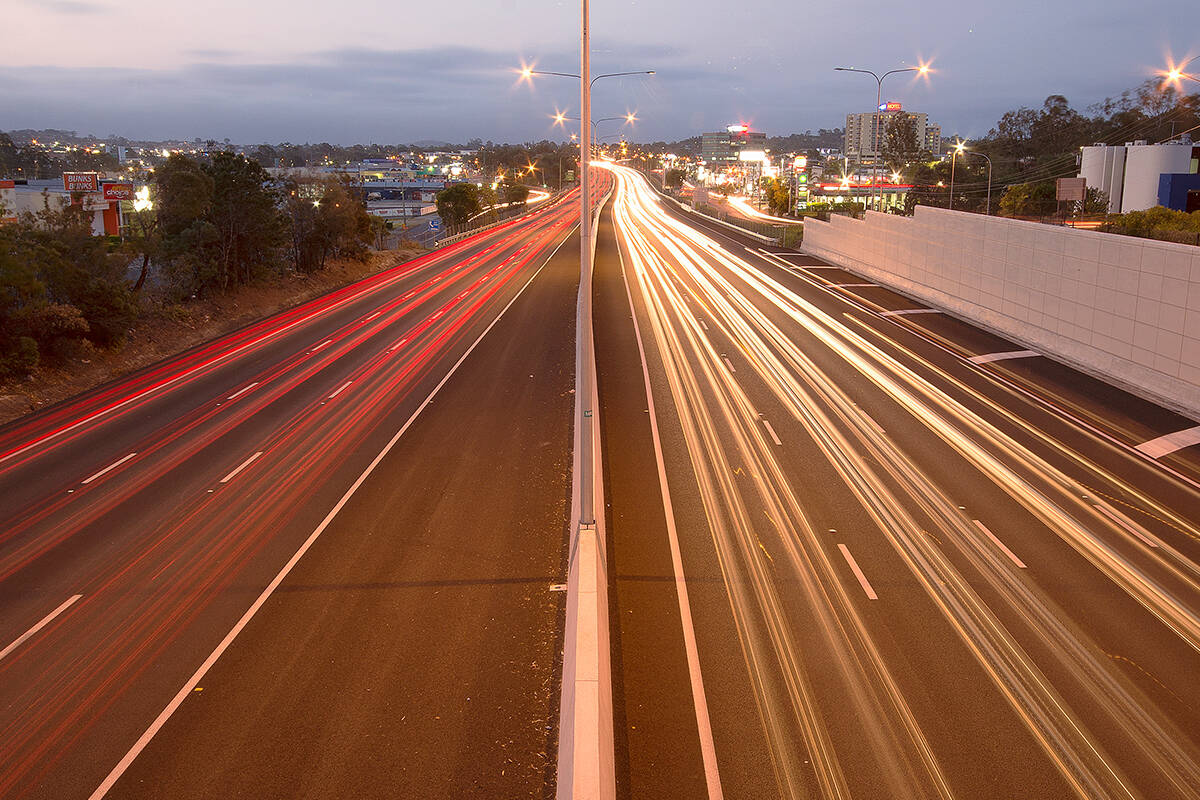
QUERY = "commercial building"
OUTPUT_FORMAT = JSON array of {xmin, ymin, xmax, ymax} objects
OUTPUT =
[
  {"xmin": 1079, "ymin": 140, "xmax": 1200, "ymax": 213},
  {"xmin": 0, "ymin": 174, "xmax": 132, "ymax": 235},
  {"xmin": 844, "ymin": 105, "xmax": 941, "ymax": 164},
  {"xmin": 359, "ymin": 180, "xmax": 442, "ymax": 219},
  {"xmin": 701, "ymin": 125, "xmax": 767, "ymax": 163}
]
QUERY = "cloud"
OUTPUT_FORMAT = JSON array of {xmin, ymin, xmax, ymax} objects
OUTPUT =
[
  {"xmin": 0, "ymin": 32, "xmax": 1168, "ymax": 146},
  {"xmin": 31, "ymin": 0, "xmax": 107, "ymax": 14},
  {"xmin": 0, "ymin": 44, "xmax": 736, "ymax": 144}
]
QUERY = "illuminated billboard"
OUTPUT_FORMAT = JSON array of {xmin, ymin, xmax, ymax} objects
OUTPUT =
[{"xmin": 63, "ymin": 172, "xmax": 99, "ymax": 192}]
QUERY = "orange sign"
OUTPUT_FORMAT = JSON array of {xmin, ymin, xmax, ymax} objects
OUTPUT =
[
  {"xmin": 102, "ymin": 183, "xmax": 135, "ymax": 202},
  {"xmin": 63, "ymin": 172, "xmax": 99, "ymax": 192}
]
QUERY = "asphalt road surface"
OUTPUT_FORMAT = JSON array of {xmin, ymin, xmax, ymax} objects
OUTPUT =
[
  {"xmin": 5, "ymin": 160, "xmax": 1200, "ymax": 799},
  {"xmin": 595, "ymin": 162, "xmax": 1200, "ymax": 800},
  {"xmin": 0, "ymin": 177, "xmax": 610, "ymax": 800}
]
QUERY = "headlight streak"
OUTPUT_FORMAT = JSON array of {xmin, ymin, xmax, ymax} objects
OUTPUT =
[
  {"xmin": 709, "ymin": 235, "xmax": 1200, "ymax": 659},
  {"xmin": 676, "ymin": 190, "xmax": 1200, "ymax": 796},
  {"xmin": 603, "ymin": 163, "xmax": 1200, "ymax": 798},
  {"xmin": 753, "ymin": 243, "xmax": 1200, "ymax": 537},
  {"xmin": 607, "ymin": 164, "xmax": 953, "ymax": 799},
  {"xmin": 832, "ymin": 312, "xmax": 1200, "ymax": 546}
]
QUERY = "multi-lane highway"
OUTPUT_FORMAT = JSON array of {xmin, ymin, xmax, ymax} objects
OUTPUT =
[
  {"xmin": 595, "ymin": 162, "xmax": 1200, "ymax": 799},
  {"xmin": 4, "ymin": 159, "xmax": 1200, "ymax": 799},
  {"xmin": 0, "ymin": 177, "xmax": 610, "ymax": 800}
]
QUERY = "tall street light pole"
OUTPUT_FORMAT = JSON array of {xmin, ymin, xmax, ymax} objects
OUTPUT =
[
  {"xmin": 521, "ymin": 60, "xmax": 652, "ymax": 527},
  {"xmin": 835, "ymin": 64, "xmax": 928, "ymax": 213},
  {"xmin": 947, "ymin": 141, "xmax": 993, "ymax": 215},
  {"xmin": 949, "ymin": 141, "xmax": 960, "ymax": 211},
  {"xmin": 579, "ymin": 0, "xmax": 593, "ymax": 524}
]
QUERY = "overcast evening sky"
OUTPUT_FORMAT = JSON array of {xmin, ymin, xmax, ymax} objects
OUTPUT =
[{"xmin": 2, "ymin": 0, "xmax": 1196, "ymax": 146}]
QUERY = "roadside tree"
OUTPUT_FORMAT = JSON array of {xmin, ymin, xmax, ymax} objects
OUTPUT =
[{"xmin": 435, "ymin": 183, "xmax": 482, "ymax": 226}]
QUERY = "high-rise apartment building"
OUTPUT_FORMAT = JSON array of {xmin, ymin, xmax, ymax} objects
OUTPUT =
[{"xmin": 844, "ymin": 106, "xmax": 941, "ymax": 163}]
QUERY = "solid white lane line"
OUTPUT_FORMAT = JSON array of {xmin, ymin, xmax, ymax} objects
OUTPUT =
[
  {"xmin": 328, "ymin": 380, "xmax": 353, "ymax": 399},
  {"xmin": 219, "ymin": 451, "xmax": 263, "ymax": 484},
  {"xmin": 837, "ymin": 544, "xmax": 878, "ymax": 600},
  {"xmin": 1094, "ymin": 503, "xmax": 1159, "ymax": 548},
  {"xmin": 89, "ymin": 218, "xmax": 576, "ymax": 800},
  {"xmin": 310, "ymin": 338, "xmax": 333, "ymax": 353},
  {"xmin": 81, "ymin": 453, "xmax": 137, "ymax": 485},
  {"xmin": 967, "ymin": 349, "xmax": 1040, "ymax": 365},
  {"xmin": 761, "ymin": 418, "xmax": 782, "ymax": 446},
  {"xmin": 833, "ymin": 283, "xmax": 878, "ymax": 288},
  {"xmin": 1135, "ymin": 425, "xmax": 1200, "ymax": 459},
  {"xmin": 972, "ymin": 520, "xmax": 1027, "ymax": 569},
  {"xmin": 0, "ymin": 595, "xmax": 82, "ymax": 663},
  {"xmin": 226, "ymin": 382, "xmax": 259, "ymax": 401},
  {"xmin": 879, "ymin": 308, "xmax": 941, "ymax": 317},
  {"xmin": 617, "ymin": 239, "xmax": 724, "ymax": 799},
  {"xmin": 721, "ymin": 356, "xmax": 736, "ymax": 372}
]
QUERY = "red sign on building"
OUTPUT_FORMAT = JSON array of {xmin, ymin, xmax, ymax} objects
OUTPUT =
[
  {"xmin": 102, "ymin": 183, "xmax": 135, "ymax": 202},
  {"xmin": 63, "ymin": 172, "xmax": 99, "ymax": 192}
]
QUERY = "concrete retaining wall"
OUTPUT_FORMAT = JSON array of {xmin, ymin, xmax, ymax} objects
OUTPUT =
[{"xmin": 802, "ymin": 205, "xmax": 1200, "ymax": 418}]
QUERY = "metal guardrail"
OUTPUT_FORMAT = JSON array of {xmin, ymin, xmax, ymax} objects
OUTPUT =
[
  {"xmin": 638, "ymin": 172, "xmax": 806, "ymax": 246},
  {"xmin": 433, "ymin": 190, "xmax": 571, "ymax": 248},
  {"xmin": 692, "ymin": 203, "xmax": 792, "ymax": 239}
]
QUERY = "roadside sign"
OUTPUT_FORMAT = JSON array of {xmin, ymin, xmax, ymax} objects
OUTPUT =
[
  {"xmin": 102, "ymin": 183, "xmax": 135, "ymax": 202},
  {"xmin": 1056, "ymin": 177, "xmax": 1086, "ymax": 203},
  {"xmin": 63, "ymin": 172, "xmax": 99, "ymax": 192},
  {"xmin": 429, "ymin": 219, "xmax": 441, "ymax": 230}
]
